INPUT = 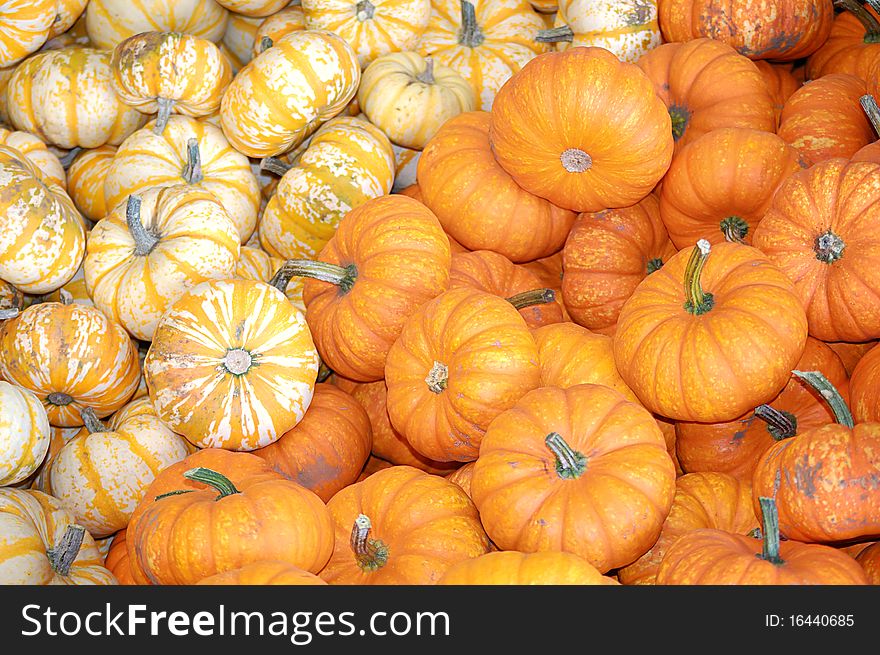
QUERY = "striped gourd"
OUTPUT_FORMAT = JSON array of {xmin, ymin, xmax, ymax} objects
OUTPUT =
[
  {"xmin": 215, "ymin": 0, "xmax": 290, "ymax": 17},
  {"xmin": 0, "ymin": 127, "xmax": 65, "ymax": 189},
  {"xmin": 235, "ymin": 245, "xmax": 306, "ymax": 313},
  {"xmin": 67, "ymin": 145, "xmax": 116, "ymax": 222},
  {"xmin": 251, "ymin": 5, "xmax": 305, "ymax": 58},
  {"xmin": 0, "ymin": 382, "xmax": 50, "ymax": 487},
  {"xmin": 220, "ymin": 12, "xmax": 261, "ymax": 73},
  {"xmin": 0, "ymin": 1, "xmax": 61, "ymax": 68}
]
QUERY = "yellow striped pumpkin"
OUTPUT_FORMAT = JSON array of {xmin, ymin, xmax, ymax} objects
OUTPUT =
[
  {"xmin": 67, "ymin": 145, "xmax": 116, "ymax": 222},
  {"xmin": 40, "ymin": 5, "xmax": 91, "ymax": 51},
  {"xmin": 0, "ymin": 299, "xmax": 140, "ymax": 428},
  {"xmin": 84, "ymin": 185, "xmax": 241, "ymax": 341},
  {"xmin": 235, "ymin": 245, "xmax": 306, "ymax": 313},
  {"xmin": 0, "ymin": 64, "xmax": 14, "ymax": 125},
  {"xmin": 259, "ymin": 115, "xmax": 395, "ymax": 260},
  {"xmin": 48, "ymin": 398, "xmax": 194, "ymax": 538},
  {"xmin": 0, "ymin": 382, "xmax": 50, "ymax": 487},
  {"xmin": 0, "ymin": 145, "xmax": 85, "ymax": 295},
  {"xmin": 30, "ymin": 425, "xmax": 85, "ymax": 494},
  {"xmin": 6, "ymin": 47, "xmax": 149, "ymax": 150},
  {"xmin": 417, "ymin": 0, "xmax": 550, "ymax": 111},
  {"xmin": 252, "ymin": 5, "xmax": 305, "ymax": 58},
  {"xmin": 220, "ymin": 11, "xmax": 261, "ymax": 72},
  {"xmin": 0, "ymin": 488, "xmax": 117, "ymax": 584},
  {"xmin": 38, "ymin": 266, "xmax": 94, "ymax": 307},
  {"xmin": 85, "ymin": 0, "xmax": 230, "ymax": 50},
  {"xmin": 111, "ymin": 31, "xmax": 233, "ymax": 135},
  {"xmin": 145, "ymin": 278, "xmax": 320, "ymax": 451},
  {"xmin": 301, "ymin": 0, "xmax": 431, "ymax": 68},
  {"xmin": 219, "ymin": 29, "xmax": 360, "ymax": 158},
  {"xmin": 0, "ymin": 1, "xmax": 65, "ymax": 67},
  {"xmin": 216, "ymin": 0, "xmax": 291, "ymax": 17},
  {"xmin": 0, "ymin": 127, "xmax": 65, "ymax": 189},
  {"xmin": 103, "ymin": 115, "xmax": 260, "ymax": 243}
]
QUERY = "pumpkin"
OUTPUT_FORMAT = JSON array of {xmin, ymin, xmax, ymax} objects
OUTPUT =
[
  {"xmin": 197, "ymin": 560, "xmax": 327, "ymax": 585},
  {"xmin": 145, "ymin": 278, "xmax": 319, "ymax": 451},
  {"xmin": 806, "ymin": 0, "xmax": 880, "ymax": 81},
  {"xmin": 0, "ymin": 280, "xmax": 23, "ymax": 319},
  {"xmin": 103, "ymin": 115, "xmax": 260, "ymax": 244},
  {"xmin": 828, "ymin": 339, "xmax": 878, "ymax": 376},
  {"xmin": 385, "ymin": 287, "xmax": 541, "ymax": 462},
  {"xmin": 85, "ymin": 0, "xmax": 230, "ymax": 50},
  {"xmin": 437, "ymin": 550, "xmax": 617, "ymax": 585},
  {"xmin": 851, "ymin": 342, "xmax": 880, "ymax": 423},
  {"xmin": 84, "ymin": 186, "xmax": 241, "ymax": 341},
  {"xmin": 0, "ymin": 488, "xmax": 116, "ymax": 585},
  {"xmin": 389, "ymin": 144, "xmax": 420, "ymax": 192},
  {"xmin": 215, "ymin": 0, "xmax": 290, "ymax": 16},
  {"xmin": 103, "ymin": 528, "xmax": 136, "ymax": 585},
  {"xmin": 110, "ymin": 31, "xmax": 233, "ymax": 135},
  {"xmin": 251, "ymin": 383, "xmax": 372, "ymax": 502},
  {"xmin": 37, "ymin": 267, "xmax": 93, "ymax": 308},
  {"xmin": 129, "ymin": 464, "xmax": 334, "ymax": 584},
  {"xmin": 635, "ymin": 38, "xmax": 776, "ymax": 154},
  {"xmin": 252, "ymin": 6, "xmax": 305, "ymax": 58},
  {"xmin": 754, "ymin": 60, "xmax": 803, "ymax": 128},
  {"xmin": 219, "ymin": 29, "xmax": 360, "ymax": 158},
  {"xmin": 471, "ymin": 384, "xmax": 676, "ymax": 572},
  {"xmin": 489, "ymin": 46, "xmax": 673, "ymax": 213},
  {"xmin": 658, "ymin": 0, "xmax": 833, "ymax": 61},
  {"xmin": 752, "ymin": 371, "xmax": 880, "ymax": 544},
  {"xmin": 0, "ymin": 0, "xmax": 87, "ymax": 68},
  {"xmin": 417, "ymin": 111, "xmax": 576, "ymax": 262},
  {"xmin": 7, "ymin": 47, "xmax": 148, "ymax": 150},
  {"xmin": 40, "ymin": 9, "xmax": 91, "ymax": 51},
  {"xmin": 658, "ymin": 128, "xmax": 804, "ymax": 248},
  {"xmin": 47, "ymin": 399, "xmax": 193, "ymax": 538},
  {"xmin": 613, "ymin": 241, "xmax": 809, "ymax": 423},
  {"xmin": 777, "ymin": 73, "xmax": 874, "ymax": 167},
  {"xmin": 301, "ymin": 0, "xmax": 431, "ymax": 68},
  {"xmin": 319, "ymin": 465, "xmax": 490, "ymax": 584},
  {"xmin": 0, "ymin": 127, "xmax": 66, "ymax": 189},
  {"xmin": 0, "ymin": 145, "xmax": 84, "ymax": 294},
  {"xmin": 536, "ymin": 0, "xmax": 661, "ymax": 63},
  {"xmin": 0, "ymin": 298, "xmax": 140, "ymax": 427},
  {"xmin": 676, "ymin": 337, "xmax": 850, "ymax": 480},
  {"xmin": 358, "ymin": 52, "xmax": 475, "ymax": 150},
  {"xmin": 562, "ymin": 193, "xmax": 676, "ymax": 331},
  {"xmin": 235, "ymin": 245, "xmax": 305, "ymax": 313},
  {"xmin": 219, "ymin": 12, "xmax": 261, "ymax": 73},
  {"xmin": 0, "ymin": 382, "xmax": 50, "ymax": 487},
  {"xmin": 656, "ymin": 496, "xmax": 869, "ymax": 584},
  {"xmin": 445, "ymin": 460, "xmax": 475, "ymax": 497},
  {"xmin": 417, "ymin": 0, "xmax": 550, "ymax": 111},
  {"xmin": 856, "ymin": 542, "xmax": 880, "ymax": 583},
  {"xmin": 752, "ymin": 158, "xmax": 880, "ymax": 343},
  {"xmin": 258, "ymin": 115, "xmax": 395, "ymax": 261},
  {"xmin": 357, "ymin": 455, "xmax": 394, "ymax": 481},
  {"xmin": 0, "ymin": 64, "xmax": 13, "ymax": 125},
  {"xmin": 29, "ymin": 425, "xmax": 85, "ymax": 494},
  {"xmin": 66, "ymin": 145, "xmax": 116, "ymax": 222}
]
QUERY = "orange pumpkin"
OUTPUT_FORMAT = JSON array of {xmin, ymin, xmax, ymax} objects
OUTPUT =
[
  {"xmin": 103, "ymin": 529, "xmax": 136, "ymax": 585},
  {"xmin": 445, "ymin": 461, "xmax": 475, "ymax": 498},
  {"xmin": 856, "ymin": 542, "xmax": 880, "ymax": 583},
  {"xmin": 357, "ymin": 455, "xmax": 394, "ymax": 481},
  {"xmin": 851, "ymin": 342, "xmax": 880, "ymax": 423},
  {"xmin": 196, "ymin": 560, "xmax": 327, "ymax": 585},
  {"xmin": 828, "ymin": 339, "xmax": 878, "ymax": 376},
  {"xmin": 437, "ymin": 550, "xmax": 617, "ymax": 585},
  {"xmin": 754, "ymin": 60, "xmax": 803, "ymax": 129},
  {"xmin": 806, "ymin": 0, "xmax": 880, "ymax": 81}
]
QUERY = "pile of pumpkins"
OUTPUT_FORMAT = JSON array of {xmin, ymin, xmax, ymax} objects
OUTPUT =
[{"xmin": 1, "ymin": 0, "xmax": 879, "ymax": 586}]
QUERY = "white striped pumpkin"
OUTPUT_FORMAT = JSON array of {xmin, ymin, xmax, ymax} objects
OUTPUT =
[
  {"xmin": 215, "ymin": 0, "xmax": 291, "ymax": 17},
  {"xmin": 0, "ymin": 1, "xmax": 62, "ymax": 68},
  {"xmin": 0, "ymin": 128, "xmax": 66, "ymax": 190},
  {"xmin": 0, "ymin": 382, "xmax": 50, "ymax": 487},
  {"xmin": 220, "ymin": 11, "xmax": 262, "ymax": 73},
  {"xmin": 236, "ymin": 245, "xmax": 306, "ymax": 313},
  {"xmin": 67, "ymin": 145, "xmax": 116, "ymax": 222},
  {"xmin": 145, "ymin": 278, "xmax": 320, "ymax": 451},
  {"xmin": 30, "ymin": 425, "xmax": 85, "ymax": 494},
  {"xmin": 252, "ymin": 5, "xmax": 305, "ymax": 58}
]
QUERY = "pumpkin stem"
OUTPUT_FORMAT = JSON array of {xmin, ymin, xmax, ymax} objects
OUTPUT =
[
  {"xmin": 58, "ymin": 289, "xmax": 74, "ymax": 305},
  {"xmin": 757, "ymin": 497, "xmax": 784, "ymax": 565},
  {"xmin": 356, "ymin": 0, "xmax": 375, "ymax": 21},
  {"xmin": 47, "ymin": 525, "xmax": 86, "ymax": 577},
  {"xmin": 560, "ymin": 148, "xmax": 592, "ymax": 173},
  {"xmin": 669, "ymin": 105, "xmax": 690, "ymax": 141},
  {"xmin": 535, "ymin": 25, "xmax": 575, "ymax": 43},
  {"xmin": 259, "ymin": 36, "xmax": 273, "ymax": 53},
  {"xmin": 544, "ymin": 432, "xmax": 587, "ymax": 479},
  {"xmin": 350, "ymin": 514, "xmax": 389, "ymax": 572},
  {"xmin": 721, "ymin": 216, "xmax": 749, "ymax": 244},
  {"xmin": 46, "ymin": 392, "xmax": 73, "ymax": 407},
  {"xmin": 506, "ymin": 288, "xmax": 555, "ymax": 310},
  {"xmin": 126, "ymin": 195, "xmax": 160, "ymax": 257},
  {"xmin": 317, "ymin": 358, "xmax": 334, "ymax": 383},
  {"xmin": 860, "ymin": 94, "xmax": 880, "ymax": 137},
  {"xmin": 683, "ymin": 239, "xmax": 714, "ymax": 315},
  {"xmin": 425, "ymin": 361, "xmax": 448, "ymax": 394},
  {"xmin": 80, "ymin": 406, "xmax": 107, "ymax": 434},
  {"xmin": 223, "ymin": 348, "xmax": 254, "ymax": 376},
  {"xmin": 791, "ymin": 370, "xmax": 855, "ymax": 428},
  {"xmin": 814, "ymin": 230, "xmax": 845, "ymax": 264},
  {"xmin": 458, "ymin": 1, "xmax": 485, "ymax": 47},
  {"xmin": 260, "ymin": 156, "xmax": 293, "ymax": 177},
  {"xmin": 754, "ymin": 405, "xmax": 798, "ymax": 441},
  {"xmin": 181, "ymin": 138, "xmax": 203, "ymax": 185},
  {"xmin": 416, "ymin": 57, "xmax": 435, "ymax": 85},
  {"xmin": 57, "ymin": 146, "xmax": 82, "ymax": 170},
  {"xmin": 154, "ymin": 97, "xmax": 174, "ymax": 135},
  {"xmin": 270, "ymin": 259, "xmax": 358, "ymax": 294},
  {"xmin": 0, "ymin": 307, "xmax": 19, "ymax": 320},
  {"xmin": 834, "ymin": 0, "xmax": 880, "ymax": 42},
  {"xmin": 646, "ymin": 258, "xmax": 665, "ymax": 275},
  {"xmin": 182, "ymin": 467, "xmax": 241, "ymax": 499}
]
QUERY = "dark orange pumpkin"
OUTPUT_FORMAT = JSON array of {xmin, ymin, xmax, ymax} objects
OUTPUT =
[
  {"xmin": 856, "ymin": 541, "xmax": 880, "ymax": 583},
  {"xmin": 196, "ymin": 561, "xmax": 327, "ymax": 585},
  {"xmin": 827, "ymin": 339, "xmax": 878, "ymax": 375},
  {"xmin": 437, "ymin": 550, "xmax": 618, "ymax": 585},
  {"xmin": 754, "ymin": 60, "xmax": 804, "ymax": 128},
  {"xmin": 806, "ymin": 0, "xmax": 880, "ymax": 81},
  {"xmin": 103, "ymin": 529, "xmax": 136, "ymax": 586},
  {"xmin": 850, "ymin": 342, "xmax": 880, "ymax": 423}
]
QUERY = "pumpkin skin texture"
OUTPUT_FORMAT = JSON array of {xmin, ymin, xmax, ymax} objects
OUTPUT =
[
  {"xmin": 471, "ymin": 384, "xmax": 676, "ymax": 573},
  {"xmin": 0, "ymin": 488, "xmax": 117, "ymax": 585},
  {"xmin": 385, "ymin": 287, "xmax": 541, "ymax": 462},
  {"xmin": 417, "ymin": 111, "xmax": 576, "ymax": 263},
  {"xmin": 636, "ymin": 38, "xmax": 776, "ymax": 154},
  {"xmin": 300, "ymin": 194, "xmax": 451, "ymax": 382},
  {"xmin": 67, "ymin": 145, "xmax": 116, "ymax": 222},
  {"xmin": 215, "ymin": 0, "xmax": 290, "ymax": 17},
  {"xmin": 657, "ymin": 0, "xmax": 833, "ymax": 62},
  {"xmin": 219, "ymin": 29, "xmax": 360, "ymax": 158},
  {"xmin": 828, "ymin": 340, "xmax": 878, "ymax": 376},
  {"xmin": 752, "ymin": 159, "xmax": 880, "ymax": 343},
  {"xmin": 437, "ymin": 550, "xmax": 617, "ymax": 585},
  {"xmin": 219, "ymin": 12, "xmax": 260, "ymax": 73},
  {"xmin": 319, "ymin": 465, "xmax": 490, "ymax": 584},
  {"xmin": 84, "ymin": 185, "xmax": 241, "ymax": 342},
  {"xmin": 0, "ymin": 146, "xmax": 85, "ymax": 295},
  {"xmin": 7, "ymin": 47, "xmax": 148, "ymax": 150},
  {"xmin": 103, "ymin": 528, "xmax": 136, "ymax": 585},
  {"xmin": 234, "ymin": 245, "xmax": 305, "ymax": 312},
  {"xmin": 445, "ymin": 461, "xmax": 475, "ymax": 497},
  {"xmin": 196, "ymin": 560, "xmax": 327, "ymax": 585},
  {"xmin": 358, "ymin": 455, "xmax": 395, "ymax": 481},
  {"xmin": 0, "ymin": 127, "xmax": 66, "ymax": 190},
  {"xmin": 806, "ymin": 2, "xmax": 880, "ymax": 81},
  {"xmin": 252, "ymin": 6, "xmax": 305, "ymax": 58},
  {"xmin": 856, "ymin": 542, "xmax": 880, "ymax": 583},
  {"xmin": 145, "ymin": 278, "xmax": 320, "ymax": 452},
  {"xmin": 613, "ymin": 241, "xmax": 809, "ymax": 423},
  {"xmin": 754, "ymin": 60, "xmax": 802, "ymax": 129},
  {"xmin": 0, "ymin": 1, "xmax": 88, "ymax": 68},
  {"xmin": 0, "ymin": 382, "xmax": 51, "ymax": 487},
  {"xmin": 251, "ymin": 383, "xmax": 372, "ymax": 502},
  {"xmin": 851, "ymin": 343, "xmax": 880, "ymax": 423},
  {"xmin": 488, "ymin": 46, "xmax": 673, "ymax": 213},
  {"xmin": 0, "ymin": 301, "xmax": 140, "ymax": 428},
  {"xmin": 562, "ymin": 193, "xmax": 676, "ymax": 331}
]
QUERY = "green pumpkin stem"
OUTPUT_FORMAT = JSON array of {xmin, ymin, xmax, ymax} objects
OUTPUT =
[
  {"xmin": 416, "ymin": 57, "xmax": 435, "ymax": 85},
  {"xmin": 646, "ymin": 258, "xmax": 665, "ymax": 275},
  {"xmin": 836, "ymin": 0, "xmax": 880, "ymax": 42},
  {"xmin": 860, "ymin": 94, "xmax": 880, "ymax": 138},
  {"xmin": 259, "ymin": 36, "xmax": 273, "ymax": 53},
  {"xmin": 791, "ymin": 370, "xmax": 855, "ymax": 428},
  {"xmin": 683, "ymin": 239, "xmax": 715, "ymax": 315},
  {"xmin": 0, "ymin": 307, "xmax": 18, "ymax": 320},
  {"xmin": 47, "ymin": 525, "xmax": 86, "ymax": 577},
  {"xmin": 535, "ymin": 25, "xmax": 575, "ymax": 43},
  {"xmin": 545, "ymin": 432, "xmax": 587, "ymax": 479},
  {"xmin": 182, "ymin": 467, "xmax": 241, "ymax": 499},
  {"xmin": 80, "ymin": 406, "xmax": 107, "ymax": 434},
  {"xmin": 721, "ymin": 216, "xmax": 749, "ymax": 244},
  {"xmin": 153, "ymin": 97, "xmax": 174, "ymax": 135},
  {"xmin": 316, "ymin": 358, "xmax": 333, "ymax": 383},
  {"xmin": 57, "ymin": 147, "xmax": 82, "ymax": 170},
  {"xmin": 270, "ymin": 259, "xmax": 358, "ymax": 294},
  {"xmin": 182, "ymin": 138, "xmax": 203, "ymax": 185},
  {"xmin": 506, "ymin": 288, "xmax": 556, "ymax": 310},
  {"xmin": 458, "ymin": 0, "xmax": 485, "ymax": 47},
  {"xmin": 127, "ymin": 195, "xmax": 160, "ymax": 257},
  {"xmin": 753, "ymin": 404, "xmax": 798, "ymax": 441},
  {"xmin": 758, "ymin": 497, "xmax": 784, "ymax": 565},
  {"xmin": 350, "ymin": 514, "xmax": 389, "ymax": 572},
  {"xmin": 260, "ymin": 156, "xmax": 292, "ymax": 176}
]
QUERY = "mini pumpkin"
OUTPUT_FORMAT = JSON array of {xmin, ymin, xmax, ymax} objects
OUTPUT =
[
  {"xmin": 851, "ymin": 342, "xmax": 880, "ymax": 423},
  {"xmin": 66, "ymin": 145, "xmax": 116, "ymax": 222},
  {"xmin": 0, "ymin": 382, "xmax": 50, "ymax": 487},
  {"xmin": 437, "ymin": 550, "xmax": 618, "ymax": 585},
  {"xmin": 0, "ymin": 127, "xmax": 66, "ymax": 189},
  {"xmin": 196, "ymin": 560, "xmax": 327, "ymax": 585},
  {"xmin": 252, "ymin": 5, "xmax": 305, "ymax": 57},
  {"xmin": 806, "ymin": 0, "xmax": 880, "ymax": 81}
]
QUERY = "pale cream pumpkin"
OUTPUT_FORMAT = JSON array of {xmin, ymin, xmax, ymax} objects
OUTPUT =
[
  {"xmin": 220, "ymin": 12, "xmax": 261, "ymax": 72},
  {"xmin": 235, "ymin": 245, "xmax": 306, "ymax": 313},
  {"xmin": 84, "ymin": 185, "xmax": 241, "ymax": 342},
  {"xmin": 30, "ymin": 425, "xmax": 85, "ymax": 494},
  {"xmin": 215, "ymin": 0, "xmax": 290, "ymax": 16},
  {"xmin": 103, "ymin": 115, "xmax": 260, "ymax": 243},
  {"xmin": 66, "ymin": 145, "xmax": 116, "ymax": 222},
  {"xmin": 38, "ymin": 266, "xmax": 94, "ymax": 308},
  {"xmin": 48, "ymin": 398, "xmax": 193, "ymax": 538},
  {"xmin": 145, "ymin": 278, "xmax": 320, "ymax": 451},
  {"xmin": 7, "ymin": 47, "xmax": 148, "ymax": 150},
  {"xmin": 0, "ymin": 128, "xmax": 66, "ymax": 189},
  {"xmin": 259, "ymin": 115, "xmax": 395, "ymax": 260},
  {"xmin": 0, "ymin": 64, "xmax": 14, "ymax": 125},
  {"xmin": 0, "ymin": 1, "xmax": 77, "ymax": 67},
  {"xmin": 252, "ymin": 5, "xmax": 305, "ymax": 58},
  {"xmin": 219, "ymin": 29, "xmax": 360, "ymax": 158},
  {"xmin": 0, "ymin": 382, "xmax": 50, "ymax": 487},
  {"xmin": 44, "ymin": 1, "xmax": 91, "ymax": 41}
]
